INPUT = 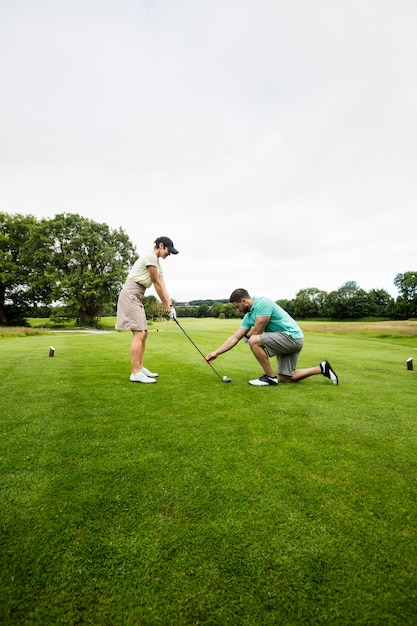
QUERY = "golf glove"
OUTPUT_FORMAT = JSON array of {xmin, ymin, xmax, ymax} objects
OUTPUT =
[{"xmin": 168, "ymin": 306, "xmax": 177, "ymax": 320}]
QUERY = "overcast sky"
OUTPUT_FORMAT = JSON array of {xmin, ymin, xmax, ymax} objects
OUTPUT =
[{"xmin": 1, "ymin": 0, "xmax": 416, "ymax": 303}]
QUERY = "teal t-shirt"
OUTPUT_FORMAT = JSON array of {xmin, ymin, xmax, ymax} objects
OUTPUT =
[{"xmin": 241, "ymin": 296, "xmax": 304, "ymax": 339}]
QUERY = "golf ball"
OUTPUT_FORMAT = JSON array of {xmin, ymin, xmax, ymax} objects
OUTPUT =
[{"xmin": 222, "ymin": 376, "xmax": 231, "ymax": 382}]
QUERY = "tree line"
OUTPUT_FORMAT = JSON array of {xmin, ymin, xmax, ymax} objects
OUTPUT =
[
  {"xmin": 173, "ymin": 276, "xmax": 417, "ymax": 321},
  {"xmin": 1, "ymin": 211, "xmax": 416, "ymax": 326}
]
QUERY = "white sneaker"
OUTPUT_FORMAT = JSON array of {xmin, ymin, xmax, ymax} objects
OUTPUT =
[
  {"xmin": 320, "ymin": 361, "xmax": 338, "ymax": 385},
  {"xmin": 130, "ymin": 371, "xmax": 156, "ymax": 383},
  {"xmin": 141, "ymin": 366, "xmax": 159, "ymax": 378},
  {"xmin": 249, "ymin": 375, "xmax": 278, "ymax": 386}
]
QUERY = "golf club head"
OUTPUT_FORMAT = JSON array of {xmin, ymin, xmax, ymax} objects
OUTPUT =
[{"xmin": 173, "ymin": 318, "xmax": 231, "ymax": 384}]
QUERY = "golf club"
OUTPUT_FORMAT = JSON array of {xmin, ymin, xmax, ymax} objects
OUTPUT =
[{"xmin": 172, "ymin": 317, "xmax": 231, "ymax": 383}]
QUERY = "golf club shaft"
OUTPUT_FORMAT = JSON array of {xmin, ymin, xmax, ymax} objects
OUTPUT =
[{"xmin": 173, "ymin": 317, "xmax": 223, "ymax": 381}]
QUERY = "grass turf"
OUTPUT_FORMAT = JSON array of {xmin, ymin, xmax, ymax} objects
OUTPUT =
[{"xmin": 1, "ymin": 319, "xmax": 416, "ymax": 624}]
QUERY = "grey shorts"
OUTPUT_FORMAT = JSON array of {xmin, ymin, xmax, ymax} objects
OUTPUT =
[
  {"xmin": 115, "ymin": 280, "xmax": 147, "ymax": 331},
  {"xmin": 261, "ymin": 332, "xmax": 304, "ymax": 377}
]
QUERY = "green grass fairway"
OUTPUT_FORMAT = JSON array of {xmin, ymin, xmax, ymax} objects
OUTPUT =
[{"xmin": 1, "ymin": 320, "xmax": 416, "ymax": 624}]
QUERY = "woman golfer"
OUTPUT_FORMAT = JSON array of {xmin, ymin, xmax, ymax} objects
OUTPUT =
[{"xmin": 116, "ymin": 236, "xmax": 178, "ymax": 383}]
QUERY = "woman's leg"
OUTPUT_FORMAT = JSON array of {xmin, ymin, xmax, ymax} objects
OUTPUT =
[{"xmin": 130, "ymin": 330, "xmax": 148, "ymax": 374}]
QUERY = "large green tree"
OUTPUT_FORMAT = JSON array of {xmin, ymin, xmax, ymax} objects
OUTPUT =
[
  {"xmin": 0, "ymin": 212, "xmax": 39, "ymax": 325},
  {"xmin": 292, "ymin": 287, "xmax": 327, "ymax": 318},
  {"xmin": 367, "ymin": 288, "xmax": 395, "ymax": 317},
  {"xmin": 324, "ymin": 281, "xmax": 369, "ymax": 319},
  {"xmin": 394, "ymin": 271, "xmax": 417, "ymax": 318},
  {"xmin": 26, "ymin": 213, "xmax": 137, "ymax": 324}
]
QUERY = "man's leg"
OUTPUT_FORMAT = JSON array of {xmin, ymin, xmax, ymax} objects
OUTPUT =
[
  {"xmin": 279, "ymin": 365, "xmax": 321, "ymax": 383},
  {"xmin": 130, "ymin": 330, "xmax": 148, "ymax": 374},
  {"xmin": 248, "ymin": 335, "xmax": 276, "ymax": 377}
]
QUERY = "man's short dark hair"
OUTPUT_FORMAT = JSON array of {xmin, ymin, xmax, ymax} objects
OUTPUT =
[{"xmin": 229, "ymin": 288, "xmax": 250, "ymax": 303}]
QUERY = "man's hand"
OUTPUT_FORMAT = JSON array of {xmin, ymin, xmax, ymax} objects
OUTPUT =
[
  {"xmin": 205, "ymin": 352, "xmax": 217, "ymax": 364},
  {"xmin": 168, "ymin": 306, "xmax": 177, "ymax": 320}
]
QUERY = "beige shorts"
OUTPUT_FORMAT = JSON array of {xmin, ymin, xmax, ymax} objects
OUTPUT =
[{"xmin": 115, "ymin": 280, "xmax": 147, "ymax": 331}]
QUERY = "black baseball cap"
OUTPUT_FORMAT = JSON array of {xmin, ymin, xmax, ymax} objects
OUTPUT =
[{"xmin": 154, "ymin": 236, "xmax": 179, "ymax": 254}]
